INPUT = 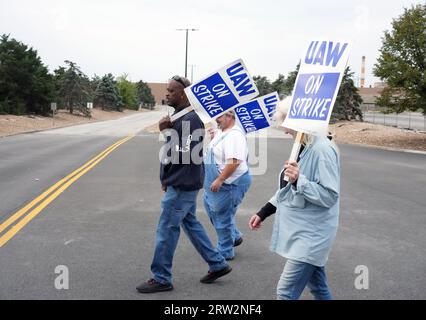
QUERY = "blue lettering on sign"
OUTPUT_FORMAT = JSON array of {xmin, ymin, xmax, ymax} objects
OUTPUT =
[
  {"xmin": 235, "ymin": 101, "xmax": 270, "ymax": 133},
  {"xmin": 304, "ymin": 41, "xmax": 348, "ymax": 67},
  {"xmin": 226, "ymin": 62, "xmax": 256, "ymax": 97},
  {"xmin": 288, "ymin": 73, "xmax": 340, "ymax": 121},
  {"xmin": 263, "ymin": 95, "xmax": 278, "ymax": 120},
  {"xmin": 191, "ymin": 73, "xmax": 239, "ymax": 118}
]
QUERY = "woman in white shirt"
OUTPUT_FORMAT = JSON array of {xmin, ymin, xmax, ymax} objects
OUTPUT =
[{"xmin": 203, "ymin": 110, "xmax": 252, "ymax": 260}]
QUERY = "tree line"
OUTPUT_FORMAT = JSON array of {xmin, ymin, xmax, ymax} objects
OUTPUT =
[
  {"xmin": 1, "ymin": 4, "xmax": 423, "ymax": 118},
  {"xmin": 0, "ymin": 35, "xmax": 155, "ymax": 116}
]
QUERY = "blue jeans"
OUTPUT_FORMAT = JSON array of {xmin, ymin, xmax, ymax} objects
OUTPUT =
[
  {"xmin": 277, "ymin": 259, "xmax": 333, "ymax": 300},
  {"xmin": 203, "ymin": 176, "xmax": 251, "ymax": 259},
  {"xmin": 150, "ymin": 186, "xmax": 228, "ymax": 285}
]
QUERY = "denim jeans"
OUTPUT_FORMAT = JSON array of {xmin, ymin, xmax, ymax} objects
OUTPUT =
[
  {"xmin": 203, "ymin": 175, "xmax": 251, "ymax": 259},
  {"xmin": 150, "ymin": 186, "xmax": 228, "ymax": 285},
  {"xmin": 277, "ymin": 259, "xmax": 333, "ymax": 300},
  {"xmin": 203, "ymin": 130, "xmax": 252, "ymax": 260}
]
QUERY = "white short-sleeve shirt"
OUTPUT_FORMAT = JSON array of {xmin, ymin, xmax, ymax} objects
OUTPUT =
[{"xmin": 209, "ymin": 125, "xmax": 248, "ymax": 184}]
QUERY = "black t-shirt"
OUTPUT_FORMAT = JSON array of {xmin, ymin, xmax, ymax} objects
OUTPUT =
[{"xmin": 159, "ymin": 110, "xmax": 205, "ymax": 191}]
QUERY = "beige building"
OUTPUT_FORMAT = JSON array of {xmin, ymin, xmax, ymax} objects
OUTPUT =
[
  {"xmin": 358, "ymin": 87, "xmax": 383, "ymax": 105},
  {"xmin": 147, "ymin": 83, "xmax": 167, "ymax": 105},
  {"xmin": 358, "ymin": 82, "xmax": 387, "ymax": 109}
]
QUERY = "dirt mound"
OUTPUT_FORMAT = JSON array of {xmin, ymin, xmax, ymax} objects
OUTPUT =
[{"xmin": 330, "ymin": 121, "xmax": 426, "ymax": 152}]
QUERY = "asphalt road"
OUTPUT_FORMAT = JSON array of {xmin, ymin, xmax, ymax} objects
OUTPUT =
[{"xmin": 0, "ymin": 112, "xmax": 425, "ymax": 300}]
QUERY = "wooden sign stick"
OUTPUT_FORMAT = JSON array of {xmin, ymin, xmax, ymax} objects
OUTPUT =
[
  {"xmin": 283, "ymin": 131, "xmax": 304, "ymax": 182},
  {"xmin": 170, "ymin": 106, "xmax": 194, "ymax": 122}
]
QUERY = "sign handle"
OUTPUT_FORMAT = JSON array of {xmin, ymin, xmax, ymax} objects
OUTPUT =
[
  {"xmin": 283, "ymin": 131, "xmax": 304, "ymax": 182},
  {"xmin": 170, "ymin": 106, "xmax": 194, "ymax": 122}
]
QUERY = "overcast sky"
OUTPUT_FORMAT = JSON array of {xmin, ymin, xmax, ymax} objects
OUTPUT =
[{"xmin": 0, "ymin": 0, "xmax": 423, "ymax": 86}]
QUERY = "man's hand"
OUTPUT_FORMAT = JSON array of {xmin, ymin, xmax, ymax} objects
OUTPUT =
[
  {"xmin": 284, "ymin": 161, "xmax": 299, "ymax": 184},
  {"xmin": 210, "ymin": 178, "xmax": 224, "ymax": 192},
  {"xmin": 159, "ymin": 116, "xmax": 172, "ymax": 132},
  {"xmin": 249, "ymin": 214, "xmax": 262, "ymax": 230}
]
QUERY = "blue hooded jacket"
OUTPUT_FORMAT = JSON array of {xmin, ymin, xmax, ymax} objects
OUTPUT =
[{"xmin": 269, "ymin": 136, "xmax": 340, "ymax": 267}]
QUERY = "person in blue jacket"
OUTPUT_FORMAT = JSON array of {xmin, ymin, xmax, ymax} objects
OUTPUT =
[
  {"xmin": 249, "ymin": 97, "xmax": 340, "ymax": 300},
  {"xmin": 137, "ymin": 76, "xmax": 231, "ymax": 294}
]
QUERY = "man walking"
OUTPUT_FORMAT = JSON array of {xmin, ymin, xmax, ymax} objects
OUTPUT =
[{"xmin": 137, "ymin": 76, "xmax": 231, "ymax": 293}]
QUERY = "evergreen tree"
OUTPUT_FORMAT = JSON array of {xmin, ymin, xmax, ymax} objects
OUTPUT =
[
  {"xmin": 94, "ymin": 74, "xmax": 123, "ymax": 111},
  {"xmin": 271, "ymin": 74, "xmax": 286, "ymax": 98},
  {"xmin": 0, "ymin": 34, "xmax": 54, "ymax": 115},
  {"xmin": 136, "ymin": 80, "xmax": 155, "ymax": 106},
  {"xmin": 281, "ymin": 63, "xmax": 300, "ymax": 97},
  {"xmin": 55, "ymin": 60, "xmax": 92, "ymax": 116},
  {"xmin": 253, "ymin": 76, "xmax": 272, "ymax": 96},
  {"xmin": 333, "ymin": 67, "xmax": 363, "ymax": 121},
  {"xmin": 53, "ymin": 66, "xmax": 66, "ymax": 104},
  {"xmin": 90, "ymin": 74, "xmax": 101, "ymax": 94}
]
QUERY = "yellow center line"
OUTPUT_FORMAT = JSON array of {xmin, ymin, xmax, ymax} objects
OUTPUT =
[
  {"xmin": 0, "ymin": 135, "xmax": 130, "ymax": 234},
  {"xmin": 0, "ymin": 134, "xmax": 135, "ymax": 247}
]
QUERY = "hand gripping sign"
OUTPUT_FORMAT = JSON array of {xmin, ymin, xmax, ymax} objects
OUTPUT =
[
  {"xmin": 281, "ymin": 39, "xmax": 351, "ymax": 181},
  {"xmin": 170, "ymin": 59, "xmax": 259, "ymax": 123},
  {"xmin": 234, "ymin": 92, "xmax": 280, "ymax": 134}
]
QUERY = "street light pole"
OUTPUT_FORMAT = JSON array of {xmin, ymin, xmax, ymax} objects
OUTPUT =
[
  {"xmin": 176, "ymin": 28, "xmax": 198, "ymax": 78},
  {"xmin": 189, "ymin": 64, "xmax": 196, "ymax": 82}
]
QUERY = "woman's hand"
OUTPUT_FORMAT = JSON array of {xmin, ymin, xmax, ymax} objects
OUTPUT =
[
  {"xmin": 249, "ymin": 214, "xmax": 262, "ymax": 230},
  {"xmin": 210, "ymin": 178, "xmax": 223, "ymax": 192},
  {"xmin": 284, "ymin": 161, "xmax": 299, "ymax": 184}
]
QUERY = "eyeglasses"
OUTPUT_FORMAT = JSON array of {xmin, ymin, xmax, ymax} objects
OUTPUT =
[{"xmin": 171, "ymin": 75, "xmax": 189, "ymax": 88}]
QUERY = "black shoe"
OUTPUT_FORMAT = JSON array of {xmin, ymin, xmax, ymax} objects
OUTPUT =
[
  {"xmin": 200, "ymin": 265, "xmax": 232, "ymax": 284},
  {"xmin": 136, "ymin": 278, "xmax": 173, "ymax": 293},
  {"xmin": 234, "ymin": 237, "xmax": 243, "ymax": 247}
]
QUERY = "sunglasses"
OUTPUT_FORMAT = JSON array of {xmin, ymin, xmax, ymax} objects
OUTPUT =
[{"xmin": 171, "ymin": 75, "xmax": 189, "ymax": 88}]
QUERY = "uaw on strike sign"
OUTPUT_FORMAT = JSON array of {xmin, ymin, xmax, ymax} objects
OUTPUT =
[
  {"xmin": 282, "ymin": 40, "xmax": 351, "ymax": 136},
  {"xmin": 234, "ymin": 92, "xmax": 279, "ymax": 134},
  {"xmin": 184, "ymin": 59, "xmax": 259, "ymax": 124}
]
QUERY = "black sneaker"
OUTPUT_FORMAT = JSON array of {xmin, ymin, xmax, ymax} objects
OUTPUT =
[
  {"xmin": 234, "ymin": 237, "xmax": 243, "ymax": 247},
  {"xmin": 136, "ymin": 278, "xmax": 173, "ymax": 293},
  {"xmin": 200, "ymin": 265, "xmax": 232, "ymax": 284}
]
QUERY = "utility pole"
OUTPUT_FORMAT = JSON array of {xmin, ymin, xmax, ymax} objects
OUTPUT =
[
  {"xmin": 176, "ymin": 28, "xmax": 198, "ymax": 78},
  {"xmin": 189, "ymin": 64, "xmax": 196, "ymax": 83}
]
